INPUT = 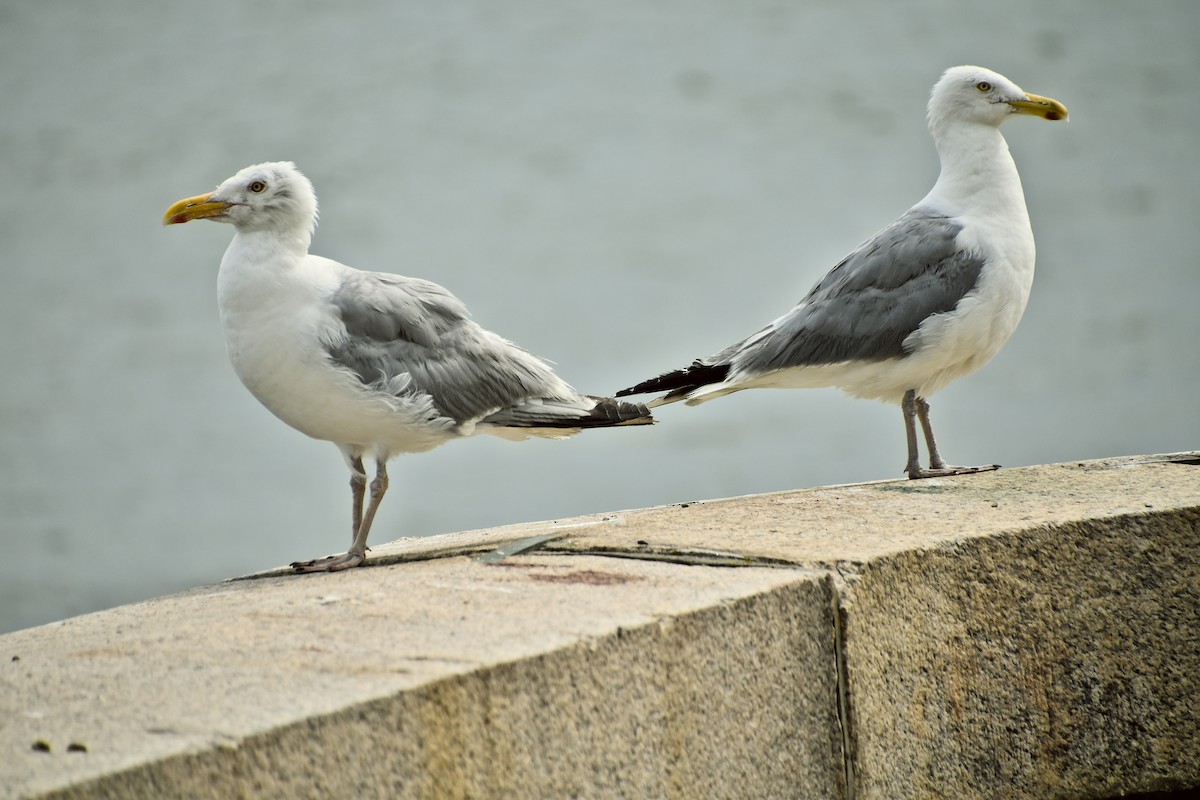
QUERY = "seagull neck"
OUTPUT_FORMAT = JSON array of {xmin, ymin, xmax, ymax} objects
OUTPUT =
[
  {"xmin": 230, "ymin": 228, "xmax": 311, "ymax": 260},
  {"xmin": 925, "ymin": 122, "xmax": 1025, "ymax": 215},
  {"xmin": 218, "ymin": 229, "xmax": 313, "ymax": 317}
]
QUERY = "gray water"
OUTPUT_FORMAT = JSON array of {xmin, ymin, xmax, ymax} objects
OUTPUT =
[{"xmin": 2, "ymin": 1, "xmax": 1197, "ymax": 634}]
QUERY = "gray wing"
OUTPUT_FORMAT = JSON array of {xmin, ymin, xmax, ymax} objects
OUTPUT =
[
  {"xmin": 325, "ymin": 272, "xmax": 574, "ymax": 423},
  {"xmin": 728, "ymin": 208, "xmax": 986, "ymax": 374}
]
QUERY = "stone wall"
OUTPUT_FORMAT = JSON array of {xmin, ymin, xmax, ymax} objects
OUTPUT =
[{"xmin": 3, "ymin": 453, "xmax": 1198, "ymax": 799}]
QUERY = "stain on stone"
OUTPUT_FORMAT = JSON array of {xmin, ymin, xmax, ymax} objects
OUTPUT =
[
  {"xmin": 875, "ymin": 482, "xmax": 958, "ymax": 494},
  {"xmin": 526, "ymin": 569, "xmax": 642, "ymax": 586}
]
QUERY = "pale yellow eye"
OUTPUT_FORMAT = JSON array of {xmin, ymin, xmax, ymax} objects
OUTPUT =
[
  {"xmin": 976, "ymin": 81, "xmax": 992, "ymax": 92},
  {"xmin": 248, "ymin": 180, "xmax": 267, "ymax": 193}
]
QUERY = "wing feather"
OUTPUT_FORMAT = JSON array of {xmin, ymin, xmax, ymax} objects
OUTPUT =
[
  {"xmin": 729, "ymin": 209, "xmax": 986, "ymax": 375},
  {"xmin": 324, "ymin": 273, "xmax": 576, "ymax": 424}
]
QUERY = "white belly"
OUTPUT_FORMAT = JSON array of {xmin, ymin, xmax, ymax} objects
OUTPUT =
[
  {"xmin": 223, "ymin": 305, "xmax": 455, "ymax": 455},
  {"xmin": 217, "ymin": 252, "xmax": 457, "ymax": 457}
]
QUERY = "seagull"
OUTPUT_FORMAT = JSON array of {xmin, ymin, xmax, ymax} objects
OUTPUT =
[
  {"xmin": 164, "ymin": 162, "xmax": 652, "ymax": 572},
  {"xmin": 617, "ymin": 66, "xmax": 1067, "ymax": 479}
]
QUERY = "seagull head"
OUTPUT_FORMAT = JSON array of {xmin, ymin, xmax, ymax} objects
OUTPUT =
[
  {"xmin": 163, "ymin": 161, "xmax": 319, "ymax": 241},
  {"xmin": 927, "ymin": 66, "xmax": 1068, "ymax": 134}
]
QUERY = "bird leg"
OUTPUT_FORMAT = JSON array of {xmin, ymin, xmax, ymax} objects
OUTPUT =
[
  {"xmin": 292, "ymin": 458, "xmax": 388, "ymax": 573},
  {"xmin": 902, "ymin": 390, "xmax": 1000, "ymax": 479},
  {"xmin": 353, "ymin": 460, "xmax": 389, "ymax": 557},
  {"xmin": 902, "ymin": 390, "xmax": 924, "ymax": 477},
  {"xmin": 348, "ymin": 455, "xmax": 366, "ymax": 547}
]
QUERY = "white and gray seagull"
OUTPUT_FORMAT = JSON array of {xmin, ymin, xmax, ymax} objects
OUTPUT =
[
  {"xmin": 165, "ymin": 162, "xmax": 652, "ymax": 572},
  {"xmin": 617, "ymin": 66, "xmax": 1067, "ymax": 479}
]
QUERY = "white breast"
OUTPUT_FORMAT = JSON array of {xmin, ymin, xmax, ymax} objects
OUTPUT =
[{"xmin": 216, "ymin": 240, "xmax": 457, "ymax": 456}]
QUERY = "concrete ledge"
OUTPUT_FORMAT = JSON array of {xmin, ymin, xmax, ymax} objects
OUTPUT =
[{"xmin": 3, "ymin": 453, "xmax": 1198, "ymax": 799}]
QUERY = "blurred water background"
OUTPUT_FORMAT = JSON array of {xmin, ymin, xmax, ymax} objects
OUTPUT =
[{"xmin": 1, "ymin": 1, "xmax": 1197, "ymax": 633}]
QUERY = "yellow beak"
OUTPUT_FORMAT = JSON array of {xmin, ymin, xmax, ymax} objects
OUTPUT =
[
  {"xmin": 162, "ymin": 192, "xmax": 232, "ymax": 225},
  {"xmin": 1008, "ymin": 92, "xmax": 1069, "ymax": 122}
]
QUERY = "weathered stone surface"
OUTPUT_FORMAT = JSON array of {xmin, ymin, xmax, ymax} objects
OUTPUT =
[
  {"xmin": 554, "ymin": 454, "xmax": 1200, "ymax": 797},
  {"xmin": 840, "ymin": 511, "xmax": 1200, "ymax": 799},
  {"xmin": 2, "ymin": 452, "xmax": 1198, "ymax": 799},
  {"xmin": 1, "ymin": 556, "xmax": 841, "ymax": 800}
]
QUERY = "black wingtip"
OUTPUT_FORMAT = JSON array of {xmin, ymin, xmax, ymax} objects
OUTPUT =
[
  {"xmin": 616, "ymin": 361, "xmax": 730, "ymax": 399},
  {"xmin": 582, "ymin": 396, "xmax": 655, "ymax": 427}
]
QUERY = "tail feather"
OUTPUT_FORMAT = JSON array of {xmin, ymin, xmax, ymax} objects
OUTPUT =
[
  {"xmin": 616, "ymin": 361, "xmax": 731, "ymax": 404},
  {"xmin": 578, "ymin": 395, "xmax": 655, "ymax": 427},
  {"xmin": 484, "ymin": 395, "xmax": 653, "ymax": 431}
]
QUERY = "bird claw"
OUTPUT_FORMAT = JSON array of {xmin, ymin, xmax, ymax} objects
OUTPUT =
[
  {"xmin": 906, "ymin": 463, "xmax": 1001, "ymax": 480},
  {"xmin": 290, "ymin": 551, "xmax": 366, "ymax": 573}
]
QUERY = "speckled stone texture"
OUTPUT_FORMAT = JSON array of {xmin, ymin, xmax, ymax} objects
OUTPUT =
[
  {"xmin": 1, "ymin": 558, "xmax": 842, "ymax": 800},
  {"xmin": 839, "ymin": 511, "xmax": 1200, "ymax": 799},
  {"xmin": 2, "ymin": 453, "xmax": 1198, "ymax": 799}
]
